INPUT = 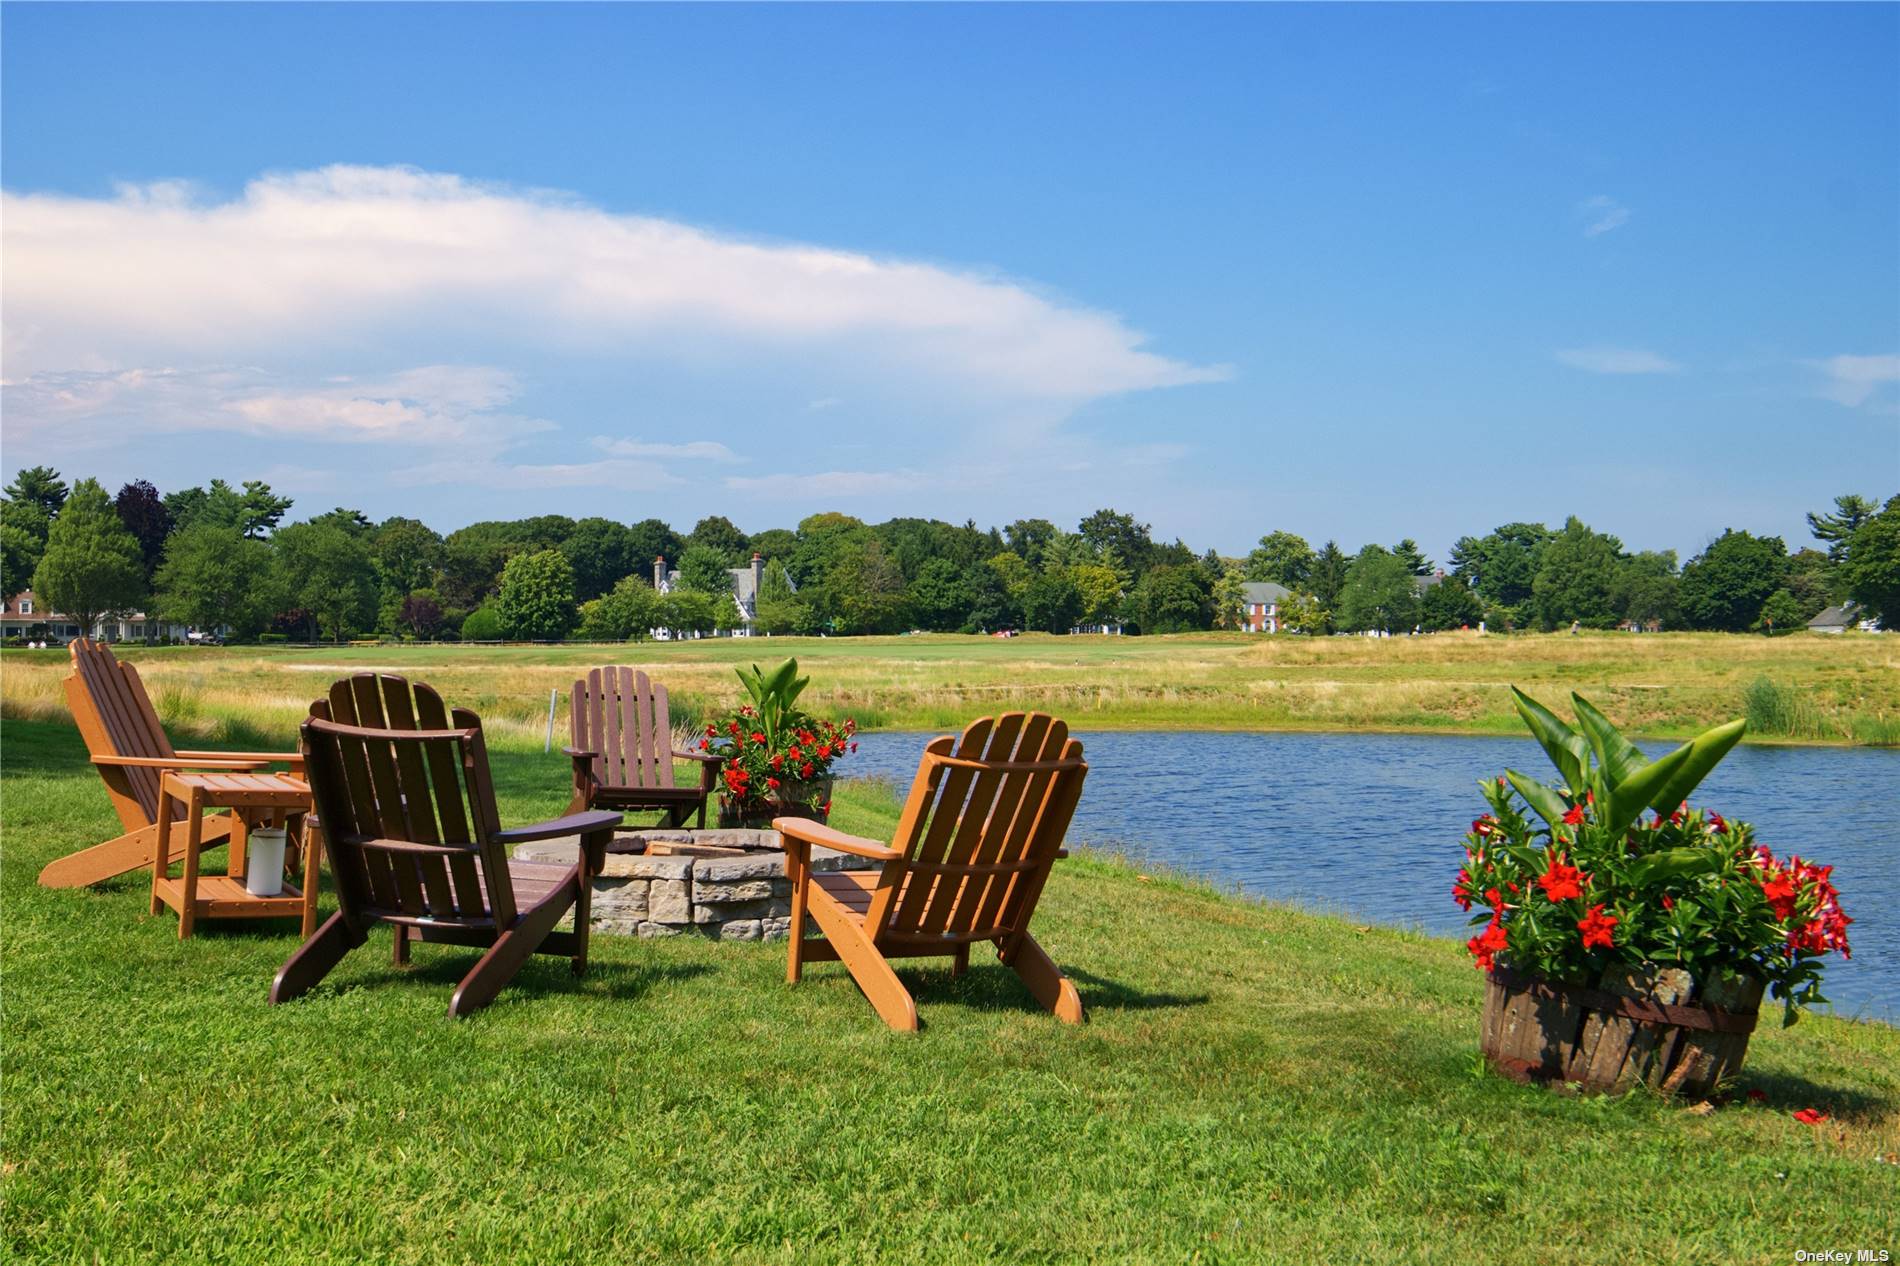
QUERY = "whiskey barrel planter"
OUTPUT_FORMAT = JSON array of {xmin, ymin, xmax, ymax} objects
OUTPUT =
[{"xmin": 1481, "ymin": 965, "xmax": 1764, "ymax": 1098}]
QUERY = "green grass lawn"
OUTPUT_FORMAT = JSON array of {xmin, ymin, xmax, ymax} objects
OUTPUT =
[{"xmin": 3, "ymin": 716, "xmax": 1896, "ymax": 1264}]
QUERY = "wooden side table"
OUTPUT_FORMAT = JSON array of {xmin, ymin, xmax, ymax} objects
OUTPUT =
[{"xmin": 151, "ymin": 772, "xmax": 320, "ymax": 939}]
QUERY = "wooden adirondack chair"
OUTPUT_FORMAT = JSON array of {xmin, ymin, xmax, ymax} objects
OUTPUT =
[
  {"xmin": 565, "ymin": 666, "xmax": 720, "ymax": 827},
  {"xmin": 271, "ymin": 680, "xmax": 622, "ymax": 1018},
  {"xmin": 39, "ymin": 638, "xmax": 302, "ymax": 889},
  {"xmin": 778, "ymin": 712, "xmax": 1089, "ymax": 1032}
]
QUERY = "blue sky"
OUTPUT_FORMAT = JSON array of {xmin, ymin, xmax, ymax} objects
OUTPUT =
[{"xmin": 3, "ymin": 2, "xmax": 1895, "ymax": 563}]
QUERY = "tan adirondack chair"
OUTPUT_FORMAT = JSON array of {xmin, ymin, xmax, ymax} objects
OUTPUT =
[
  {"xmin": 778, "ymin": 712, "xmax": 1088, "ymax": 1031},
  {"xmin": 564, "ymin": 666, "xmax": 720, "ymax": 827},
  {"xmin": 38, "ymin": 638, "xmax": 302, "ymax": 889},
  {"xmin": 271, "ymin": 679, "xmax": 622, "ymax": 1018}
]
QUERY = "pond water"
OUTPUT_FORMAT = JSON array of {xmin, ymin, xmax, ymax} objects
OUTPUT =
[{"xmin": 843, "ymin": 730, "xmax": 1899, "ymax": 1023}]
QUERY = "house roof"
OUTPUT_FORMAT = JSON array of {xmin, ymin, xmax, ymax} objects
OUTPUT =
[
  {"xmin": 1240, "ymin": 582, "xmax": 1291, "ymax": 604},
  {"xmin": 1807, "ymin": 602, "xmax": 1860, "ymax": 630}
]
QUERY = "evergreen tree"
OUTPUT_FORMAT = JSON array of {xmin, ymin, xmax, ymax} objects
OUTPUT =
[
  {"xmin": 1840, "ymin": 495, "xmax": 1900, "ymax": 627},
  {"xmin": 1807, "ymin": 493, "xmax": 1878, "ymax": 567},
  {"xmin": 1531, "ymin": 517, "xmax": 1624, "ymax": 630},
  {"xmin": 1126, "ymin": 564, "xmax": 1211, "ymax": 634},
  {"xmin": 1308, "ymin": 541, "xmax": 1350, "ymax": 617},
  {"xmin": 1419, "ymin": 577, "xmax": 1484, "ymax": 630},
  {"xmin": 1679, "ymin": 529, "xmax": 1791, "ymax": 631},
  {"xmin": 907, "ymin": 558, "xmax": 973, "ymax": 632},
  {"xmin": 1391, "ymin": 538, "xmax": 1434, "ymax": 577}
]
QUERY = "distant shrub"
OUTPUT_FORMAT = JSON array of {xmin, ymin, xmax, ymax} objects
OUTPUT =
[
  {"xmin": 461, "ymin": 604, "xmax": 504, "ymax": 642},
  {"xmin": 257, "ymin": 633, "xmax": 288, "ymax": 644}
]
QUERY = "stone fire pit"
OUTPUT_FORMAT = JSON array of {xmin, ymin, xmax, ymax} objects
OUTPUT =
[{"xmin": 512, "ymin": 828, "xmax": 877, "ymax": 942}]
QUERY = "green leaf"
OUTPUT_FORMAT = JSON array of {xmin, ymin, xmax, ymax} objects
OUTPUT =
[
  {"xmin": 1602, "ymin": 743, "xmax": 1693, "ymax": 833},
  {"xmin": 1570, "ymin": 693, "xmax": 1647, "ymax": 789},
  {"xmin": 1646, "ymin": 719, "xmax": 1747, "ymax": 815},
  {"xmin": 1505, "ymin": 769, "xmax": 1571, "ymax": 834},
  {"xmin": 1510, "ymin": 687, "xmax": 1588, "ymax": 791},
  {"xmin": 1626, "ymin": 847, "xmax": 1723, "ymax": 888}
]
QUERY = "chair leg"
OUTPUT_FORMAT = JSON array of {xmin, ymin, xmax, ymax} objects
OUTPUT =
[
  {"xmin": 809, "ymin": 891, "xmax": 918, "ymax": 1032},
  {"xmin": 270, "ymin": 912, "xmax": 366, "ymax": 1004},
  {"xmin": 999, "ymin": 933, "xmax": 1084, "ymax": 1024},
  {"xmin": 448, "ymin": 880, "xmax": 578, "ymax": 1018},
  {"xmin": 391, "ymin": 924, "xmax": 412, "ymax": 966},
  {"xmin": 951, "ymin": 943, "xmax": 970, "ymax": 977},
  {"xmin": 784, "ymin": 850, "xmax": 808, "ymax": 984},
  {"xmin": 39, "ymin": 815, "xmax": 238, "ymax": 890}
]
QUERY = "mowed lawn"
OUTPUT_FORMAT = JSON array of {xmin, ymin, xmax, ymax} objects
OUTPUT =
[
  {"xmin": 3, "ymin": 716, "xmax": 1896, "ymax": 1264},
  {"xmin": 2, "ymin": 629, "xmax": 1896, "ymax": 747}
]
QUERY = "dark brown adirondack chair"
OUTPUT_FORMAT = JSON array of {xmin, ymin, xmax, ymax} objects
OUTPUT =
[
  {"xmin": 271, "ymin": 679, "xmax": 622, "ymax": 1018},
  {"xmin": 39, "ymin": 638, "xmax": 302, "ymax": 889},
  {"xmin": 779, "ymin": 712, "xmax": 1089, "ymax": 1032},
  {"xmin": 565, "ymin": 666, "xmax": 720, "ymax": 827}
]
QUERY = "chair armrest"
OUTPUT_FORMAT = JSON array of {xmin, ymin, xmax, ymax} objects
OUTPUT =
[
  {"xmin": 560, "ymin": 746, "xmax": 597, "ymax": 760},
  {"xmin": 773, "ymin": 817, "xmax": 903, "ymax": 862},
  {"xmin": 492, "ymin": 810, "xmax": 623, "ymax": 847},
  {"xmin": 92, "ymin": 754, "xmax": 268, "ymax": 771},
  {"xmin": 672, "ymin": 749, "xmax": 723, "ymax": 764},
  {"xmin": 174, "ymin": 749, "xmax": 301, "ymax": 764}
]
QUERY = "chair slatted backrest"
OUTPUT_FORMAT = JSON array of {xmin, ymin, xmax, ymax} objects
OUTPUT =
[
  {"xmin": 300, "ymin": 678, "xmax": 514, "ymax": 929},
  {"xmin": 572, "ymin": 667, "xmax": 675, "ymax": 790},
  {"xmin": 63, "ymin": 637, "xmax": 177, "ymax": 829},
  {"xmin": 874, "ymin": 713, "xmax": 1087, "ymax": 948}
]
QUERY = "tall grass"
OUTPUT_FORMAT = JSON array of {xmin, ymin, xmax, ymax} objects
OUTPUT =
[{"xmin": 1743, "ymin": 677, "xmax": 1832, "ymax": 740}]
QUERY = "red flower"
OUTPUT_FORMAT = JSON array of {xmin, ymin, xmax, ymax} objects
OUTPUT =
[
  {"xmin": 728, "ymin": 721, "xmax": 741, "ymax": 734},
  {"xmin": 1471, "ymin": 817, "xmax": 1495, "ymax": 837},
  {"xmin": 1562, "ymin": 803, "xmax": 1586, "ymax": 827},
  {"xmin": 750, "ymin": 732, "xmax": 765, "ymax": 745},
  {"xmin": 766, "ymin": 777, "xmax": 780, "ymax": 789},
  {"xmin": 1577, "ymin": 904, "xmax": 1618, "ymax": 950},
  {"xmin": 800, "ymin": 762, "xmax": 814, "ymax": 779},
  {"xmin": 1452, "ymin": 868, "xmax": 1473, "ymax": 911},
  {"xmin": 1706, "ymin": 811, "xmax": 1727, "ymax": 833},
  {"xmin": 1792, "ymin": 1108, "xmax": 1829, "ymax": 1125},
  {"xmin": 1760, "ymin": 874, "xmax": 1798, "ymax": 921},
  {"xmin": 788, "ymin": 746, "xmax": 802, "ymax": 762},
  {"xmin": 1538, "ymin": 854, "xmax": 1586, "ymax": 903},
  {"xmin": 1661, "ymin": 894, "xmax": 1675, "ymax": 911},
  {"xmin": 771, "ymin": 754, "xmax": 784, "ymax": 771},
  {"xmin": 699, "ymin": 738, "xmax": 711, "ymax": 750},
  {"xmin": 1466, "ymin": 917, "xmax": 1508, "ymax": 971}
]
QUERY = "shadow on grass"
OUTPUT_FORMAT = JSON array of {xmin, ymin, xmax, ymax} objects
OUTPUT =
[
  {"xmin": 1738, "ymin": 1068, "xmax": 1895, "ymax": 1124},
  {"xmin": 317, "ymin": 942, "xmax": 718, "ymax": 1008},
  {"xmin": 1065, "ymin": 965, "xmax": 1212, "ymax": 1011},
  {"xmin": 901, "ymin": 960, "xmax": 1211, "ymax": 1018}
]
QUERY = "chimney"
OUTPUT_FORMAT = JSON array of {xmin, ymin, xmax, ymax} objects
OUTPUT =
[
  {"xmin": 653, "ymin": 555, "xmax": 666, "ymax": 589},
  {"xmin": 751, "ymin": 552, "xmax": 764, "ymax": 596}
]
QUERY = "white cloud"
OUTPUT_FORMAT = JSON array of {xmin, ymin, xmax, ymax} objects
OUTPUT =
[
  {"xmin": 724, "ymin": 469, "xmax": 924, "ymax": 498},
  {"xmin": 1, "ymin": 165, "xmax": 1227, "ymax": 401},
  {"xmin": 1578, "ymin": 195, "xmax": 1631, "ymax": 238},
  {"xmin": 1555, "ymin": 347, "xmax": 1680, "ymax": 375},
  {"xmin": 592, "ymin": 437, "xmax": 738, "ymax": 462},
  {"xmin": 1806, "ymin": 353, "xmax": 1900, "ymax": 407}
]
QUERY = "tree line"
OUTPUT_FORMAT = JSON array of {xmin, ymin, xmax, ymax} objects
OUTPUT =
[{"xmin": 2, "ymin": 465, "xmax": 1894, "ymax": 642}]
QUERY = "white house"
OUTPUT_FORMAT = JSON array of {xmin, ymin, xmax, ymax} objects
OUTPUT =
[
  {"xmin": 0, "ymin": 589, "xmax": 199, "ymax": 643},
  {"xmin": 651, "ymin": 553, "xmax": 793, "ymax": 636}
]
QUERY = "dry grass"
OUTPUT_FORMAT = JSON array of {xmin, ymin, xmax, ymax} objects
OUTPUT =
[{"xmin": 2, "ymin": 629, "xmax": 1895, "ymax": 745}]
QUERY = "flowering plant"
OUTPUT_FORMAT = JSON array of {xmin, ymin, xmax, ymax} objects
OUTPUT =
[
  {"xmin": 697, "ymin": 658, "xmax": 857, "ymax": 818},
  {"xmin": 1454, "ymin": 689, "xmax": 1850, "ymax": 1025}
]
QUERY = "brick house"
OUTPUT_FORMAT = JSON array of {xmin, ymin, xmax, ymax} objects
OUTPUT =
[{"xmin": 1240, "ymin": 581, "xmax": 1292, "ymax": 632}]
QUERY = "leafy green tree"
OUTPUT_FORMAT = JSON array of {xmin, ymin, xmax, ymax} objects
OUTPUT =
[
  {"xmin": 32, "ymin": 477, "xmax": 148, "ymax": 634},
  {"xmin": 1021, "ymin": 570, "xmax": 1084, "ymax": 634},
  {"xmin": 1784, "ymin": 548, "xmax": 1835, "ymax": 619},
  {"xmin": 1210, "ymin": 566, "xmax": 1247, "ymax": 630},
  {"xmin": 398, "ymin": 590, "xmax": 446, "ymax": 639},
  {"xmin": 1391, "ymin": 538, "xmax": 1434, "ymax": 577},
  {"xmin": 907, "ymin": 558, "xmax": 973, "ymax": 632},
  {"xmin": 113, "ymin": 480, "xmax": 172, "ymax": 579},
  {"xmin": 656, "ymin": 588, "xmax": 717, "ymax": 638},
  {"xmin": 1278, "ymin": 590, "xmax": 1329, "ymax": 635},
  {"xmin": 985, "ymin": 552, "xmax": 1033, "ymax": 609},
  {"xmin": 626, "ymin": 518, "xmax": 686, "ymax": 576},
  {"xmin": 274, "ymin": 521, "xmax": 377, "ymax": 642},
  {"xmin": 5, "ymin": 466, "xmax": 68, "ymax": 522},
  {"xmin": 1336, "ymin": 545, "xmax": 1419, "ymax": 633},
  {"xmin": 558, "ymin": 517, "xmax": 638, "ymax": 602},
  {"xmin": 496, "ymin": 548, "xmax": 578, "ymax": 640},
  {"xmin": 676, "ymin": 543, "xmax": 735, "ymax": 596},
  {"xmin": 1531, "ymin": 516, "xmax": 1625, "ymax": 630},
  {"xmin": 372, "ymin": 517, "xmax": 445, "ymax": 596},
  {"xmin": 1126, "ymin": 563, "xmax": 1211, "ymax": 634},
  {"xmin": 579, "ymin": 575, "xmax": 660, "ymax": 641},
  {"xmin": 825, "ymin": 538, "xmax": 909, "ymax": 634},
  {"xmin": 1003, "ymin": 518, "xmax": 1059, "ymax": 570},
  {"xmin": 1452, "ymin": 523, "xmax": 1551, "ymax": 618},
  {"xmin": 1807, "ymin": 493, "xmax": 1878, "ymax": 568},
  {"xmin": 1419, "ymin": 577, "xmax": 1484, "ymax": 631},
  {"xmin": 1069, "ymin": 562, "xmax": 1124, "ymax": 626},
  {"xmin": 1612, "ymin": 550, "xmax": 1681, "ymax": 628},
  {"xmin": 962, "ymin": 565, "xmax": 1017, "ymax": 633},
  {"xmin": 1077, "ymin": 508, "xmax": 1153, "ymax": 578},
  {"xmin": 687, "ymin": 515, "xmax": 750, "ymax": 564},
  {"xmin": 1243, "ymin": 531, "xmax": 1314, "ymax": 587},
  {"xmin": 748, "ymin": 527, "xmax": 799, "ymax": 564},
  {"xmin": 1756, "ymin": 588, "xmax": 1806, "ymax": 636},
  {"xmin": 1, "ymin": 520, "xmax": 41, "ymax": 601},
  {"xmin": 154, "ymin": 524, "xmax": 280, "ymax": 639},
  {"xmin": 1678, "ymin": 529, "xmax": 1790, "ymax": 632},
  {"xmin": 460, "ymin": 603, "xmax": 504, "ymax": 641},
  {"xmin": 1308, "ymin": 541, "xmax": 1350, "ymax": 617},
  {"xmin": 755, "ymin": 561, "xmax": 816, "ymax": 635},
  {"xmin": 1840, "ymin": 494, "xmax": 1900, "ymax": 627}
]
